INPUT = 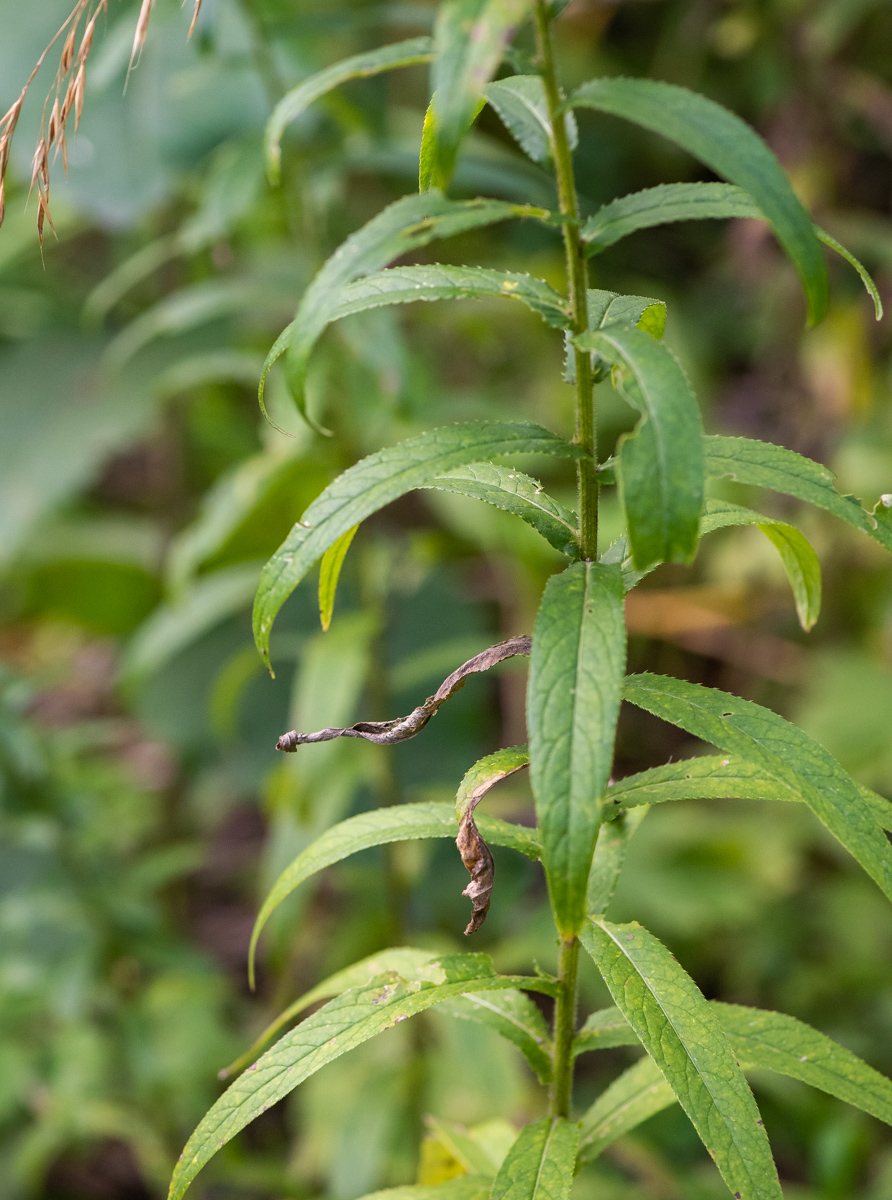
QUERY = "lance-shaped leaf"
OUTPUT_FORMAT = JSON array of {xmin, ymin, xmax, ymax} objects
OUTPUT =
[
  {"xmin": 455, "ymin": 746, "xmax": 530, "ymax": 934},
  {"xmin": 579, "ymin": 183, "xmax": 882, "ymax": 319},
  {"xmin": 577, "ymin": 1055, "xmax": 675, "ymax": 1164},
  {"xmin": 485, "ymin": 74, "xmax": 577, "ymax": 166},
  {"xmin": 704, "ymin": 434, "xmax": 892, "ymax": 555},
  {"xmin": 421, "ymin": 463, "xmax": 579, "ymax": 557},
  {"xmin": 276, "ymin": 637, "xmax": 532, "ymax": 752},
  {"xmin": 436, "ymin": 989, "xmax": 552, "ymax": 1083},
  {"xmin": 489, "ymin": 1117, "xmax": 578, "ymax": 1200},
  {"xmin": 701, "ymin": 499, "xmax": 821, "ymax": 632},
  {"xmin": 586, "ymin": 807, "xmax": 649, "ymax": 916},
  {"xmin": 220, "ymin": 948, "xmax": 439, "ymax": 1079},
  {"xmin": 623, "ymin": 673, "xmax": 892, "ymax": 905},
  {"xmin": 351, "ymin": 1181, "xmax": 492, "ymax": 1200},
  {"xmin": 574, "ymin": 1007, "xmax": 640, "ymax": 1056},
  {"xmin": 263, "ymin": 195, "xmax": 547, "ymax": 432},
  {"xmin": 169, "ymin": 956, "xmax": 558, "ymax": 1200},
  {"xmin": 565, "ymin": 78, "xmax": 827, "ymax": 324},
  {"xmin": 527, "ymin": 562, "xmax": 626, "ymax": 937},
  {"xmin": 248, "ymin": 800, "xmax": 540, "ymax": 987},
  {"xmin": 253, "ymin": 422, "xmax": 584, "ymax": 667},
  {"xmin": 574, "ymin": 324, "xmax": 704, "ymax": 569},
  {"xmin": 318, "ymin": 524, "xmax": 358, "ymax": 631},
  {"xmin": 330, "ymin": 264, "xmax": 570, "ymax": 329},
  {"xmin": 604, "ymin": 754, "xmax": 892, "ymax": 832},
  {"xmin": 581, "ymin": 919, "xmax": 782, "ymax": 1200},
  {"xmin": 265, "ymin": 38, "xmax": 434, "ymax": 181},
  {"xmin": 431, "ymin": 0, "xmax": 531, "ymax": 183}
]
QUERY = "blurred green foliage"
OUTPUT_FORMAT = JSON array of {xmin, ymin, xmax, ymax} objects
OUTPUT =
[{"xmin": 1, "ymin": 0, "xmax": 892, "ymax": 1196}]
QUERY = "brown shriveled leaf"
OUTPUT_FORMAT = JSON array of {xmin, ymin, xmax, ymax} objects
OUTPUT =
[{"xmin": 276, "ymin": 636, "xmax": 532, "ymax": 750}]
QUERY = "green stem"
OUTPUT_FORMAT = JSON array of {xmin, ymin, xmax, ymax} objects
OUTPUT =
[
  {"xmin": 533, "ymin": 0, "xmax": 598, "ymax": 561},
  {"xmin": 550, "ymin": 935, "xmax": 580, "ymax": 1118}
]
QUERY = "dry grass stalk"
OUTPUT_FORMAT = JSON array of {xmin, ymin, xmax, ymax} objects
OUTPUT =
[{"xmin": 187, "ymin": 0, "xmax": 202, "ymax": 40}]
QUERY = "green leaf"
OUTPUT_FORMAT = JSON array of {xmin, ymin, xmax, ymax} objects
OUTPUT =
[
  {"xmin": 581, "ymin": 182, "xmax": 760, "ymax": 254},
  {"xmin": 715, "ymin": 1003, "xmax": 892, "ymax": 1126},
  {"xmin": 623, "ymin": 674, "xmax": 892, "ymax": 905},
  {"xmin": 168, "ymin": 957, "xmax": 557, "ymax": 1200},
  {"xmin": 605, "ymin": 753, "xmax": 892, "ymax": 832},
  {"xmin": 265, "ymin": 38, "xmax": 434, "ymax": 181},
  {"xmin": 586, "ymin": 289, "xmax": 667, "ymax": 339},
  {"xmin": 585, "ymin": 807, "xmax": 649, "ymax": 916},
  {"xmin": 419, "ymin": 94, "xmax": 488, "ymax": 191},
  {"xmin": 421, "ymin": 463, "xmax": 578, "ymax": 556},
  {"xmin": 581, "ymin": 919, "xmax": 782, "ymax": 1200},
  {"xmin": 425, "ymin": 1117, "xmax": 510, "ymax": 1175},
  {"xmin": 574, "ymin": 324, "xmax": 704, "ymax": 569},
  {"xmin": 349, "ymin": 1181, "xmax": 492, "ymax": 1200},
  {"xmin": 262, "ymin": 193, "xmax": 548, "ymax": 432},
  {"xmin": 704, "ymin": 434, "xmax": 892, "ymax": 555},
  {"xmin": 455, "ymin": 746, "xmax": 531, "ymax": 822},
  {"xmin": 436, "ymin": 989, "xmax": 552, "ymax": 1084},
  {"xmin": 573, "ymin": 1007, "xmax": 640, "ymax": 1056},
  {"xmin": 577, "ymin": 1055, "xmax": 675, "ymax": 1164},
  {"xmin": 565, "ymin": 78, "xmax": 828, "ymax": 324},
  {"xmin": 815, "ymin": 226, "xmax": 884, "ymax": 320},
  {"xmin": 701, "ymin": 499, "xmax": 822, "ymax": 632},
  {"xmin": 253, "ymin": 421, "xmax": 585, "ymax": 668},
  {"xmin": 330, "ymin": 265, "xmax": 570, "ymax": 330},
  {"xmin": 527, "ymin": 562, "xmax": 626, "ymax": 936},
  {"xmin": 431, "ymin": 0, "xmax": 531, "ymax": 183},
  {"xmin": 220, "ymin": 948, "xmax": 439, "ymax": 1079},
  {"xmin": 318, "ymin": 524, "xmax": 358, "ymax": 631},
  {"xmin": 485, "ymin": 75, "xmax": 577, "ymax": 166},
  {"xmin": 248, "ymin": 801, "xmax": 541, "ymax": 987},
  {"xmin": 489, "ymin": 1117, "xmax": 578, "ymax": 1200}
]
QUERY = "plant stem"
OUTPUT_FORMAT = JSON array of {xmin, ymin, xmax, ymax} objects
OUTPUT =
[
  {"xmin": 550, "ymin": 934, "xmax": 580, "ymax": 1117},
  {"xmin": 533, "ymin": 0, "xmax": 598, "ymax": 561}
]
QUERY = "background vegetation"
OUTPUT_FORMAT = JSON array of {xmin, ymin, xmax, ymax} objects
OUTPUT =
[{"xmin": 1, "ymin": 0, "xmax": 892, "ymax": 1197}]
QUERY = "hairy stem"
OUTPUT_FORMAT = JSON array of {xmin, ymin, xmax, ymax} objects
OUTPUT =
[
  {"xmin": 533, "ymin": 0, "xmax": 598, "ymax": 561},
  {"xmin": 550, "ymin": 935, "xmax": 580, "ymax": 1118}
]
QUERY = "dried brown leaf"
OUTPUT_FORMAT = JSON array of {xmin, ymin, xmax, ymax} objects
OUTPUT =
[{"xmin": 456, "ymin": 804, "xmax": 495, "ymax": 935}]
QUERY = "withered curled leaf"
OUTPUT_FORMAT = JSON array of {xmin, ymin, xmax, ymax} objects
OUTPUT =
[
  {"xmin": 276, "ymin": 636, "xmax": 531, "ymax": 751},
  {"xmin": 455, "ymin": 745, "xmax": 530, "ymax": 935}
]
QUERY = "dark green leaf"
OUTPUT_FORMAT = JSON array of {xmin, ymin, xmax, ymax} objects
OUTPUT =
[
  {"xmin": 573, "ymin": 1007, "xmax": 640, "ymax": 1057},
  {"xmin": 527, "ymin": 562, "xmax": 626, "ymax": 936},
  {"xmin": 489, "ymin": 1117, "xmax": 578, "ymax": 1200},
  {"xmin": 248, "ymin": 800, "xmax": 541, "ymax": 986},
  {"xmin": 574, "ymin": 324, "xmax": 704, "ymax": 569},
  {"xmin": 437, "ymin": 989, "xmax": 552, "ymax": 1083},
  {"xmin": 577, "ymin": 1055, "xmax": 675, "ymax": 1164},
  {"xmin": 421, "ymin": 463, "xmax": 578, "ymax": 556},
  {"xmin": 330, "ymin": 265, "xmax": 570, "ymax": 329},
  {"xmin": 566, "ymin": 78, "xmax": 828, "ymax": 324},
  {"xmin": 485, "ymin": 75, "xmax": 577, "ymax": 166},
  {"xmin": 581, "ymin": 182, "xmax": 759, "ymax": 253},
  {"xmin": 581, "ymin": 920, "xmax": 782, "ymax": 1200},
  {"xmin": 253, "ymin": 421, "xmax": 584, "ymax": 667},
  {"xmin": 623, "ymin": 674, "xmax": 892, "ymax": 905},
  {"xmin": 263, "ymin": 194, "xmax": 548, "ymax": 432},
  {"xmin": 585, "ymin": 807, "xmax": 649, "ymax": 916},
  {"xmin": 169, "ymin": 957, "xmax": 557, "ymax": 1200},
  {"xmin": 431, "ymin": 0, "xmax": 531, "ymax": 182},
  {"xmin": 265, "ymin": 38, "xmax": 434, "ymax": 181}
]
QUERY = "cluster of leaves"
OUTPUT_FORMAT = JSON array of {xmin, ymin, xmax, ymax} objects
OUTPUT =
[{"xmin": 2, "ymin": 0, "xmax": 892, "ymax": 1198}]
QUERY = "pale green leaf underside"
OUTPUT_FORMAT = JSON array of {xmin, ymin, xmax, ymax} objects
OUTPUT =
[
  {"xmin": 261, "ymin": 193, "xmax": 546, "ymax": 431},
  {"xmin": 421, "ymin": 463, "xmax": 579, "ymax": 557},
  {"xmin": 331, "ymin": 265, "xmax": 570, "ymax": 329},
  {"xmin": 581, "ymin": 919, "xmax": 782, "ymax": 1200},
  {"xmin": 252, "ymin": 421, "xmax": 586, "ymax": 666},
  {"xmin": 575, "ymin": 324, "xmax": 704, "ymax": 569},
  {"xmin": 577, "ymin": 1054, "xmax": 674, "ymax": 1164},
  {"xmin": 580, "ymin": 182, "xmax": 881, "ymax": 318},
  {"xmin": 604, "ymin": 753, "xmax": 892, "ymax": 831},
  {"xmin": 318, "ymin": 523, "xmax": 358, "ymax": 631},
  {"xmin": 485, "ymin": 74, "xmax": 577, "ymax": 166},
  {"xmin": 623, "ymin": 673, "xmax": 892, "ymax": 905},
  {"xmin": 265, "ymin": 37, "xmax": 434, "ymax": 180},
  {"xmin": 575, "ymin": 1001, "xmax": 892, "ymax": 1131},
  {"xmin": 169, "ymin": 959, "xmax": 558, "ymax": 1200},
  {"xmin": 437, "ymin": 989, "xmax": 552, "ymax": 1083},
  {"xmin": 702, "ymin": 499, "xmax": 821, "ymax": 631},
  {"xmin": 249, "ymin": 800, "xmax": 540, "ymax": 985},
  {"xmin": 566, "ymin": 78, "xmax": 828, "ymax": 324},
  {"xmin": 705, "ymin": 434, "xmax": 892, "ymax": 556},
  {"xmin": 455, "ymin": 745, "xmax": 531, "ymax": 822},
  {"xmin": 489, "ymin": 1117, "xmax": 578, "ymax": 1200},
  {"xmin": 528, "ymin": 562, "xmax": 626, "ymax": 936},
  {"xmin": 350, "ymin": 1180, "xmax": 492, "ymax": 1200}
]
